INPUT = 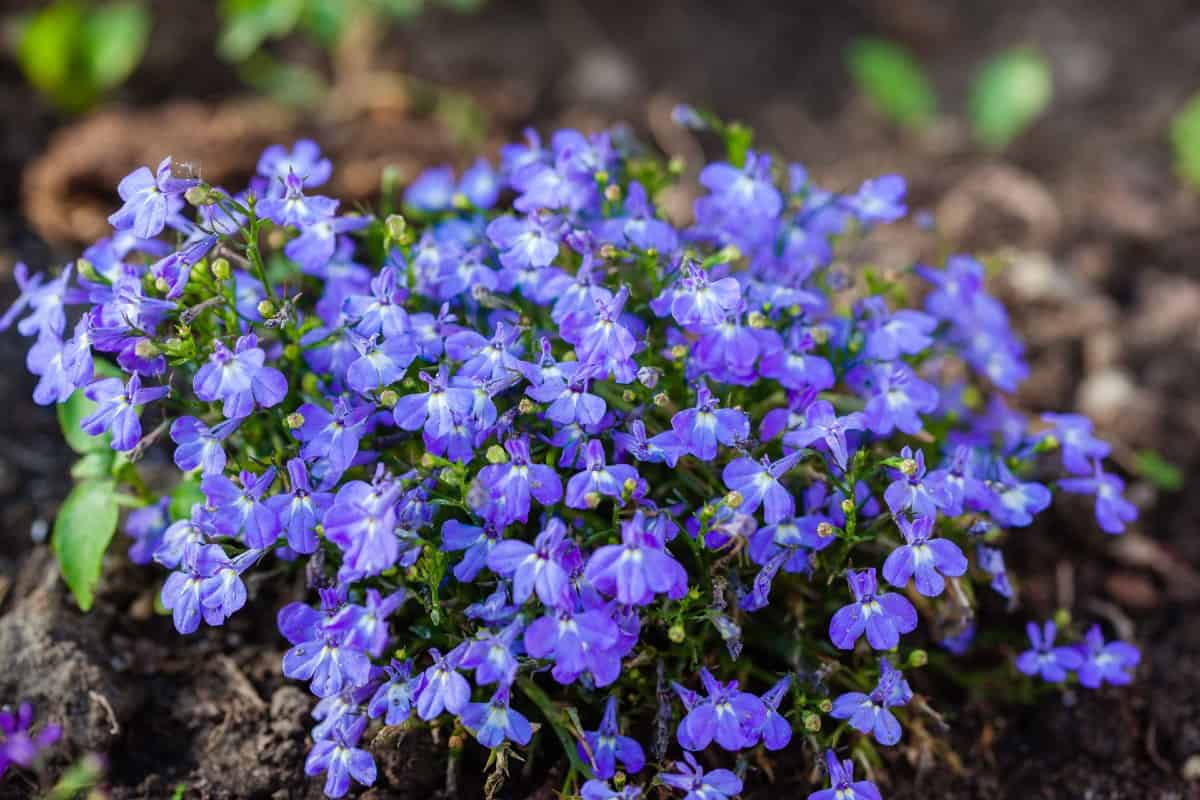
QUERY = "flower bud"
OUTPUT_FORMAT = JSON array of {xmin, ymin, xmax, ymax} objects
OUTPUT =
[
  {"xmin": 379, "ymin": 389, "xmax": 399, "ymax": 408},
  {"xmin": 211, "ymin": 258, "xmax": 232, "ymax": 281},
  {"xmin": 604, "ymin": 183, "xmax": 621, "ymax": 202},
  {"xmin": 717, "ymin": 244, "xmax": 741, "ymax": 263},
  {"xmin": 257, "ymin": 300, "xmax": 277, "ymax": 318},
  {"xmin": 518, "ymin": 397, "xmax": 535, "ymax": 415},
  {"xmin": 747, "ymin": 311, "xmax": 768, "ymax": 329},
  {"xmin": 185, "ymin": 185, "xmax": 214, "ymax": 206},
  {"xmin": 584, "ymin": 492, "xmax": 601, "ymax": 509},
  {"xmin": 909, "ymin": 649, "xmax": 928, "ymax": 668},
  {"xmin": 599, "ymin": 243, "xmax": 618, "ymax": 260},
  {"xmin": 622, "ymin": 389, "xmax": 637, "ymax": 403},
  {"xmin": 818, "ymin": 698, "xmax": 833, "ymax": 714},
  {"xmin": 669, "ymin": 344, "xmax": 688, "ymax": 360},
  {"xmin": 135, "ymin": 339, "xmax": 161, "ymax": 359},
  {"xmin": 420, "ymin": 453, "xmax": 436, "ymax": 470},
  {"xmin": 668, "ymin": 624, "xmax": 686, "ymax": 643},
  {"xmin": 266, "ymin": 228, "xmax": 287, "ymax": 249},
  {"xmin": 724, "ymin": 491, "xmax": 743, "ymax": 509},
  {"xmin": 486, "ymin": 444, "xmax": 508, "ymax": 464},
  {"xmin": 154, "ymin": 277, "xmax": 170, "ymax": 293},
  {"xmin": 385, "ymin": 214, "xmax": 408, "ymax": 241},
  {"xmin": 803, "ymin": 712, "xmax": 822, "ymax": 732},
  {"xmin": 451, "ymin": 192, "xmax": 470, "ymax": 210},
  {"xmin": 283, "ymin": 344, "xmax": 301, "ymax": 361},
  {"xmin": 899, "ymin": 458, "xmax": 919, "ymax": 476},
  {"xmin": 622, "ymin": 478, "xmax": 639, "ymax": 495},
  {"xmin": 76, "ymin": 258, "xmax": 99, "ymax": 282},
  {"xmin": 285, "ymin": 412, "xmax": 306, "ymax": 430},
  {"xmin": 1053, "ymin": 608, "xmax": 1071, "ymax": 629},
  {"xmin": 653, "ymin": 392, "xmax": 670, "ymax": 407},
  {"xmin": 667, "ymin": 156, "xmax": 685, "ymax": 174},
  {"xmin": 817, "ymin": 521, "xmax": 835, "ymax": 538},
  {"xmin": 810, "ymin": 325, "xmax": 829, "ymax": 345},
  {"xmin": 613, "ymin": 771, "xmax": 627, "ymax": 789},
  {"xmin": 594, "ymin": 170, "xmax": 610, "ymax": 185},
  {"xmin": 840, "ymin": 498, "xmax": 855, "ymax": 514},
  {"xmin": 301, "ymin": 373, "xmax": 321, "ymax": 395}
]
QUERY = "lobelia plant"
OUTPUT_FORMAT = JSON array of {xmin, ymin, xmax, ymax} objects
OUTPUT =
[{"xmin": 4, "ymin": 109, "xmax": 1141, "ymax": 798}]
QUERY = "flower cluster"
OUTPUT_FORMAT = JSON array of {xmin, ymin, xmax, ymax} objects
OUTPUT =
[
  {"xmin": 8, "ymin": 114, "xmax": 1141, "ymax": 798},
  {"xmin": 0, "ymin": 702, "xmax": 61, "ymax": 778}
]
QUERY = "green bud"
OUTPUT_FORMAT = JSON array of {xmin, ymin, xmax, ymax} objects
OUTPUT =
[
  {"xmin": 76, "ymin": 258, "xmax": 99, "ymax": 282},
  {"xmin": 747, "ymin": 311, "xmax": 768, "ymax": 329},
  {"xmin": 599, "ymin": 243, "xmax": 618, "ymax": 260},
  {"xmin": 668, "ymin": 624, "xmax": 686, "ymax": 644},
  {"xmin": 604, "ymin": 183, "xmax": 621, "ymax": 202},
  {"xmin": 717, "ymin": 244, "xmax": 741, "ymax": 263},
  {"xmin": 301, "ymin": 373, "xmax": 321, "ymax": 395},
  {"xmin": 134, "ymin": 339, "xmax": 161, "ymax": 359},
  {"xmin": 622, "ymin": 477, "xmax": 639, "ymax": 494},
  {"xmin": 486, "ymin": 444, "xmax": 508, "ymax": 464},
  {"xmin": 594, "ymin": 169, "xmax": 610, "ymax": 185},
  {"xmin": 1035, "ymin": 434, "xmax": 1059, "ymax": 453},
  {"xmin": 899, "ymin": 458, "xmax": 919, "ymax": 477},
  {"xmin": 154, "ymin": 277, "xmax": 170, "ymax": 293},
  {"xmin": 613, "ymin": 771, "xmax": 627, "ymax": 789},
  {"xmin": 669, "ymin": 344, "xmax": 688, "ymax": 360},
  {"xmin": 257, "ymin": 300, "xmax": 277, "ymax": 318},
  {"xmin": 667, "ymin": 156, "xmax": 685, "ymax": 174},
  {"xmin": 211, "ymin": 257, "xmax": 231, "ymax": 281},
  {"xmin": 810, "ymin": 325, "xmax": 829, "ymax": 345},
  {"xmin": 622, "ymin": 389, "xmax": 637, "ymax": 403},
  {"xmin": 285, "ymin": 412, "xmax": 306, "ymax": 430},
  {"xmin": 385, "ymin": 214, "xmax": 408, "ymax": 241},
  {"xmin": 818, "ymin": 698, "xmax": 833, "ymax": 714},
  {"xmin": 724, "ymin": 490, "xmax": 743, "ymax": 509},
  {"xmin": 840, "ymin": 498, "xmax": 855, "ymax": 515},
  {"xmin": 584, "ymin": 491, "xmax": 601, "ymax": 509},
  {"xmin": 379, "ymin": 389, "xmax": 399, "ymax": 408},
  {"xmin": 909, "ymin": 649, "xmax": 928, "ymax": 668},
  {"xmin": 803, "ymin": 712, "xmax": 822, "ymax": 732},
  {"xmin": 653, "ymin": 392, "xmax": 670, "ymax": 407},
  {"xmin": 518, "ymin": 398, "xmax": 536, "ymax": 415},
  {"xmin": 1052, "ymin": 608, "xmax": 1071, "ymax": 629},
  {"xmin": 451, "ymin": 192, "xmax": 470, "ymax": 210},
  {"xmin": 283, "ymin": 344, "xmax": 301, "ymax": 362},
  {"xmin": 185, "ymin": 185, "xmax": 213, "ymax": 206},
  {"xmin": 817, "ymin": 521, "xmax": 835, "ymax": 538}
]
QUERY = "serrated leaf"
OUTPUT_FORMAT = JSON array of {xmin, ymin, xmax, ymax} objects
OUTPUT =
[
  {"xmin": 1133, "ymin": 450, "xmax": 1183, "ymax": 492},
  {"xmin": 846, "ymin": 38, "xmax": 937, "ymax": 129},
  {"xmin": 81, "ymin": 2, "xmax": 150, "ymax": 90},
  {"xmin": 169, "ymin": 478, "xmax": 205, "ymax": 521},
  {"xmin": 969, "ymin": 49, "xmax": 1053, "ymax": 151},
  {"xmin": 1169, "ymin": 93, "xmax": 1200, "ymax": 189},
  {"xmin": 53, "ymin": 479, "xmax": 120, "ymax": 611}
]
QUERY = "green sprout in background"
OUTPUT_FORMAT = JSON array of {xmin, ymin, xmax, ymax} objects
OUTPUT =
[{"xmin": 1169, "ymin": 91, "xmax": 1200, "ymax": 189}]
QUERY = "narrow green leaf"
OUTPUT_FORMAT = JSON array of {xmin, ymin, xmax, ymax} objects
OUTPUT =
[
  {"xmin": 169, "ymin": 478, "xmax": 206, "ymax": 521},
  {"xmin": 969, "ymin": 48, "xmax": 1053, "ymax": 151},
  {"xmin": 81, "ymin": 2, "xmax": 151, "ymax": 90},
  {"xmin": 1169, "ymin": 92, "xmax": 1200, "ymax": 189},
  {"xmin": 846, "ymin": 38, "xmax": 937, "ymax": 129},
  {"xmin": 53, "ymin": 479, "xmax": 120, "ymax": 611},
  {"xmin": 1133, "ymin": 450, "xmax": 1183, "ymax": 492}
]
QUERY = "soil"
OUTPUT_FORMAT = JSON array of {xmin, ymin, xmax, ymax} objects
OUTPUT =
[{"xmin": 3, "ymin": 0, "xmax": 1200, "ymax": 798}]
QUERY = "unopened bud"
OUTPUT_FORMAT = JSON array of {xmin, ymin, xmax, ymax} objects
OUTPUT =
[
  {"xmin": 211, "ymin": 257, "xmax": 231, "ymax": 281},
  {"xmin": 840, "ymin": 498, "xmax": 855, "ymax": 514},
  {"xmin": 76, "ymin": 258, "xmax": 99, "ymax": 282},
  {"xmin": 818, "ymin": 698, "xmax": 833, "ymax": 714},
  {"xmin": 379, "ymin": 389, "xmax": 399, "ymax": 408},
  {"xmin": 285, "ymin": 412, "xmax": 306, "ymax": 430},
  {"xmin": 185, "ymin": 185, "xmax": 213, "ymax": 206},
  {"xmin": 622, "ymin": 389, "xmax": 637, "ymax": 403},
  {"xmin": 599, "ymin": 243, "xmax": 618, "ymax": 260},
  {"xmin": 604, "ymin": 184, "xmax": 621, "ymax": 202},
  {"xmin": 724, "ymin": 491, "xmax": 743, "ymax": 509},
  {"xmin": 283, "ymin": 344, "xmax": 301, "ymax": 361},
  {"xmin": 899, "ymin": 458, "xmax": 919, "ymax": 476},
  {"xmin": 134, "ymin": 339, "xmax": 160, "ymax": 359},
  {"xmin": 451, "ymin": 192, "xmax": 470, "ymax": 210},
  {"xmin": 637, "ymin": 366, "xmax": 661, "ymax": 389},
  {"xmin": 622, "ymin": 478, "xmax": 639, "ymax": 495},
  {"xmin": 1052, "ymin": 608, "xmax": 1071, "ymax": 629},
  {"xmin": 154, "ymin": 277, "xmax": 170, "ymax": 293},
  {"xmin": 257, "ymin": 300, "xmax": 277, "ymax": 318},
  {"xmin": 817, "ymin": 521, "xmax": 835, "ymax": 538},
  {"xmin": 518, "ymin": 397, "xmax": 535, "ymax": 415},
  {"xmin": 594, "ymin": 170, "xmax": 610, "ymax": 185},
  {"xmin": 668, "ymin": 624, "xmax": 686, "ymax": 644},
  {"xmin": 667, "ymin": 156, "xmax": 685, "ymax": 174},
  {"xmin": 613, "ymin": 771, "xmax": 627, "ymax": 789},
  {"xmin": 266, "ymin": 228, "xmax": 287, "ymax": 249},
  {"xmin": 803, "ymin": 712, "xmax": 822, "ymax": 732},
  {"xmin": 420, "ymin": 453, "xmax": 437, "ymax": 470},
  {"xmin": 747, "ymin": 311, "xmax": 768, "ymax": 329},
  {"xmin": 717, "ymin": 244, "xmax": 741, "ymax": 263},
  {"xmin": 909, "ymin": 649, "xmax": 928, "ymax": 668},
  {"xmin": 653, "ymin": 392, "xmax": 670, "ymax": 407},
  {"xmin": 584, "ymin": 492, "xmax": 601, "ymax": 509},
  {"xmin": 385, "ymin": 214, "xmax": 408, "ymax": 241},
  {"xmin": 486, "ymin": 444, "xmax": 508, "ymax": 464},
  {"xmin": 669, "ymin": 344, "xmax": 688, "ymax": 360}
]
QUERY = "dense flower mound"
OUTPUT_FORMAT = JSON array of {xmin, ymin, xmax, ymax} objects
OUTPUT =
[{"xmin": 5, "ymin": 113, "xmax": 1141, "ymax": 798}]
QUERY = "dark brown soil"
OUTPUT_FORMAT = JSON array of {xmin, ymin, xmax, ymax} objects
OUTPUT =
[{"xmin": 3, "ymin": 1, "xmax": 1200, "ymax": 798}]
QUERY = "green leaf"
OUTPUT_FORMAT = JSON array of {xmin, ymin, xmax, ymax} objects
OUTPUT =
[
  {"xmin": 1133, "ymin": 450, "xmax": 1183, "ymax": 492},
  {"xmin": 969, "ymin": 48, "xmax": 1053, "ymax": 151},
  {"xmin": 71, "ymin": 450, "xmax": 115, "ymax": 481},
  {"xmin": 218, "ymin": 0, "xmax": 304, "ymax": 61},
  {"xmin": 81, "ymin": 2, "xmax": 151, "ymax": 90},
  {"xmin": 1169, "ymin": 92, "xmax": 1200, "ymax": 189},
  {"xmin": 170, "ymin": 478, "xmax": 205, "ymax": 521},
  {"xmin": 53, "ymin": 479, "xmax": 120, "ymax": 611},
  {"xmin": 16, "ymin": 1, "xmax": 89, "ymax": 110},
  {"xmin": 846, "ymin": 38, "xmax": 937, "ymax": 129}
]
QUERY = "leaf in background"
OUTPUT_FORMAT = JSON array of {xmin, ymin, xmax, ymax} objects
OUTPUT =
[
  {"xmin": 969, "ymin": 48, "xmax": 1053, "ymax": 151},
  {"xmin": 1133, "ymin": 450, "xmax": 1183, "ymax": 492},
  {"xmin": 81, "ymin": 1, "xmax": 150, "ymax": 91},
  {"xmin": 1169, "ymin": 92, "xmax": 1200, "ymax": 189},
  {"xmin": 169, "ymin": 478, "xmax": 205, "ymax": 521},
  {"xmin": 846, "ymin": 38, "xmax": 937, "ymax": 129},
  {"xmin": 16, "ymin": 1, "xmax": 89, "ymax": 110},
  {"xmin": 218, "ymin": 0, "xmax": 305, "ymax": 61},
  {"xmin": 53, "ymin": 479, "xmax": 120, "ymax": 611},
  {"xmin": 300, "ymin": 0, "xmax": 349, "ymax": 47}
]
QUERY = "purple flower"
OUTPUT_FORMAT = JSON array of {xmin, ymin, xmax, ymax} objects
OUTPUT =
[
  {"xmin": 476, "ymin": 436, "xmax": 563, "ymax": 525},
  {"xmin": 526, "ymin": 362, "xmax": 607, "ymax": 426},
  {"xmin": 415, "ymin": 646, "xmax": 471, "ymax": 719},
  {"xmin": 1016, "ymin": 621, "xmax": 1084, "ymax": 683},
  {"xmin": 266, "ymin": 458, "xmax": 334, "ymax": 554},
  {"xmin": 1058, "ymin": 460, "xmax": 1138, "ymax": 534},
  {"xmin": 861, "ymin": 305, "xmax": 936, "ymax": 361},
  {"xmin": 985, "ymin": 462, "xmax": 1051, "ymax": 528},
  {"xmin": 577, "ymin": 696, "xmax": 645, "ymax": 779},
  {"xmin": 170, "ymin": 416, "xmax": 240, "ymax": 475},
  {"xmin": 199, "ymin": 546, "xmax": 263, "ymax": 626},
  {"xmin": 581, "ymin": 780, "xmax": 642, "ymax": 800},
  {"xmin": 323, "ymin": 478, "xmax": 403, "ymax": 578},
  {"xmin": 660, "ymin": 751, "xmax": 743, "ymax": 800},
  {"xmin": 304, "ymin": 717, "xmax": 376, "ymax": 798},
  {"xmin": 257, "ymin": 171, "xmax": 339, "ymax": 227},
  {"xmin": 124, "ymin": 497, "xmax": 170, "ymax": 565},
  {"xmin": 673, "ymin": 667, "xmax": 767, "ymax": 752},
  {"xmin": 848, "ymin": 174, "xmax": 906, "ymax": 224},
  {"xmin": 829, "ymin": 568, "xmax": 918, "ymax": 651},
  {"xmin": 486, "ymin": 517, "xmax": 574, "ymax": 609},
  {"xmin": 1040, "ymin": 413, "xmax": 1111, "ymax": 476},
  {"xmin": 201, "ymin": 468, "xmax": 280, "ymax": 548},
  {"xmin": 368, "ymin": 659, "xmax": 420, "ymax": 725},
  {"xmin": 783, "ymin": 400, "xmax": 865, "ymax": 471},
  {"xmin": 343, "ymin": 266, "xmax": 410, "ymax": 339},
  {"xmin": 280, "ymin": 590, "xmax": 373, "ymax": 698},
  {"xmin": 108, "ymin": 157, "xmax": 196, "ymax": 238},
  {"xmin": 80, "ymin": 373, "xmax": 169, "ymax": 451},
  {"xmin": 830, "ymin": 657, "xmax": 912, "ymax": 745},
  {"xmin": 883, "ymin": 447, "xmax": 954, "ymax": 518},
  {"xmin": 585, "ymin": 513, "xmax": 688, "ymax": 606},
  {"xmin": 1076, "ymin": 625, "xmax": 1140, "ymax": 688},
  {"xmin": 460, "ymin": 685, "xmax": 532, "ymax": 749},
  {"xmin": 0, "ymin": 702, "xmax": 61, "ymax": 778},
  {"xmin": 285, "ymin": 214, "xmax": 372, "ymax": 273},
  {"xmin": 722, "ymin": 451, "xmax": 802, "ymax": 524},
  {"xmin": 161, "ymin": 543, "xmax": 224, "ymax": 634},
  {"xmin": 459, "ymin": 619, "xmax": 524, "ymax": 687},
  {"xmin": 671, "ymin": 384, "xmax": 749, "ymax": 461},
  {"xmin": 487, "ymin": 212, "xmax": 561, "ymax": 270},
  {"xmin": 393, "ymin": 365, "xmax": 475, "ymax": 443},
  {"xmin": 663, "ymin": 264, "xmax": 742, "ymax": 327},
  {"xmin": 446, "ymin": 321, "xmax": 525, "ymax": 382},
  {"xmin": 756, "ymin": 675, "xmax": 793, "ymax": 750},
  {"xmin": 0, "ymin": 262, "xmax": 82, "ymax": 341},
  {"xmin": 566, "ymin": 440, "xmax": 640, "ymax": 509},
  {"xmin": 525, "ymin": 603, "xmax": 621, "ymax": 686},
  {"xmin": 441, "ymin": 519, "xmax": 500, "ymax": 582},
  {"xmin": 293, "ymin": 398, "xmax": 371, "ymax": 480},
  {"xmin": 258, "ymin": 139, "xmax": 333, "ymax": 190},
  {"xmin": 848, "ymin": 362, "xmax": 939, "ymax": 436},
  {"xmin": 345, "ymin": 332, "xmax": 417, "ymax": 395},
  {"xmin": 194, "ymin": 334, "xmax": 288, "ymax": 419},
  {"xmin": 882, "ymin": 515, "xmax": 967, "ymax": 597},
  {"xmin": 807, "ymin": 750, "xmax": 881, "ymax": 800}
]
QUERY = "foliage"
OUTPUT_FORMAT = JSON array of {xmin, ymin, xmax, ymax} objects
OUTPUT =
[{"xmin": 969, "ymin": 48, "xmax": 1053, "ymax": 150}]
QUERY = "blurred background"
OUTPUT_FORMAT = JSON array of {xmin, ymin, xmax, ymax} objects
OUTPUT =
[{"xmin": 1, "ymin": 1, "xmax": 1200, "ymax": 797}]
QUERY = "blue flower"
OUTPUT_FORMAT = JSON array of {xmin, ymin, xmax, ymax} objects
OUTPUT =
[
  {"xmin": 194, "ymin": 334, "xmax": 288, "ymax": 419},
  {"xmin": 584, "ymin": 512, "xmax": 688, "ymax": 606},
  {"xmin": 1016, "ymin": 621, "xmax": 1084, "ymax": 683},
  {"xmin": 830, "ymin": 657, "xmax": 912, "ymax": 745},
  {"xmin": 566, "ymin": 440, "xmax": 640, "ymax": 509},
  {"xmin": 80, "ymin": 373, "xmax": 169, "ymax": 451},
  {"xmin": 849, "ymin": 362, "xmax": 939, "ymax": 436},
  {"xmin": 476, "ymin": 435, "xmax": 564, "ymax": 525},
  {"xmin": 722, "ymin": 451, "xmax": 802, "ymax": 524},
  {"xmin": 486, "ymin": 517, "xmax": 574, "ymax": 609},
  {"xmin": 673, "ymin": 667, "xmax": 767, "ymax": 752},
  {"xmin": 671, "ymin": 384, "xmax": 749, "ymax": 461},
  {"xmin": 323, "ymin": 477, "xmax": 403, "ymax": 578},
  {"xmin": 266, "ymin": 458, "xmax": 334, "ymax": 554},
  {"xmin": 660, "ymin": 751, "xmax": 743, "ymax": 800},
  {"xmin": 1076, "ymin": 624, "xmax": 1140, "ymax": 688},
  {"xmin": 170, "ymin": 416, "xmax": 240, "ymax": 476},
  {"xmin": 415, "ymin": 645, "xmax": 471, "ymax": 719},
  {"xmin": 1058, "ymin": 460, "xmax": 1138, "ymax": 534},
  {"xmin": 257, "ymin": 139, "xmax": 333, "ymax": 190},
  {"xmin": 304, "ymin": 717, "xmax": 376, "ymax": 798},
  {"xmin": 108, "ymin": 157, "xmax": 196, "ymax": 239},
  {"xmin": 882, "ymin": 515, "xmax": 967, "ymax": 597},
  {"xmin": 486, "ymin": 212, "xmax": 562, "ymax": 270},
  {"xmin": 201, "ymin": 467, "xmax": 280, "ymax": 548},
  {"xmin": 847, "ymin": 174, "xmax": 906, "ymax": 224},
  {"xmin": 1040, "ymin": 413, "xmax": 1111, "ymax": 476},
  {"xmin": 783, "ymin": 399, "xmax": 865, "ymax": 471},
  {"xmin": 756, "ymin": 675, "xmax": 793, "ymax": 750},
  {"xmin": 459, "ymin": 619, "xmax": 524, "ymax": 687},
  {"xmin": 460, "ymin": 685, "xmax": 533, "ymax": 749},
  {"xmin": 0, "ymin": 702, "xmax": 61, "ymax": 777},
  {"xmin": 577, "ymin": 696, "xmax": 645, "ymax": 780},
  {"xmin": 829, "ymin": 568, "xmax": 918, "ymax": 651},
  {"xmin": 392, "ymin": 365, "xmax": 475, "ymax": 443},
  {"xmin": 527, "ymin": 363, "xmax": 607, "ymax": 427},
  {"xmin": 807, "ymin": 750, "xmax": 881, "ymax": 800},
  {"xmin": 524, "ymin": 603, "xmax": 621, "ymax": 686},
  {"xmin": 367, "ymin": 659, "xmax": 420, "ymax": 725}
]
